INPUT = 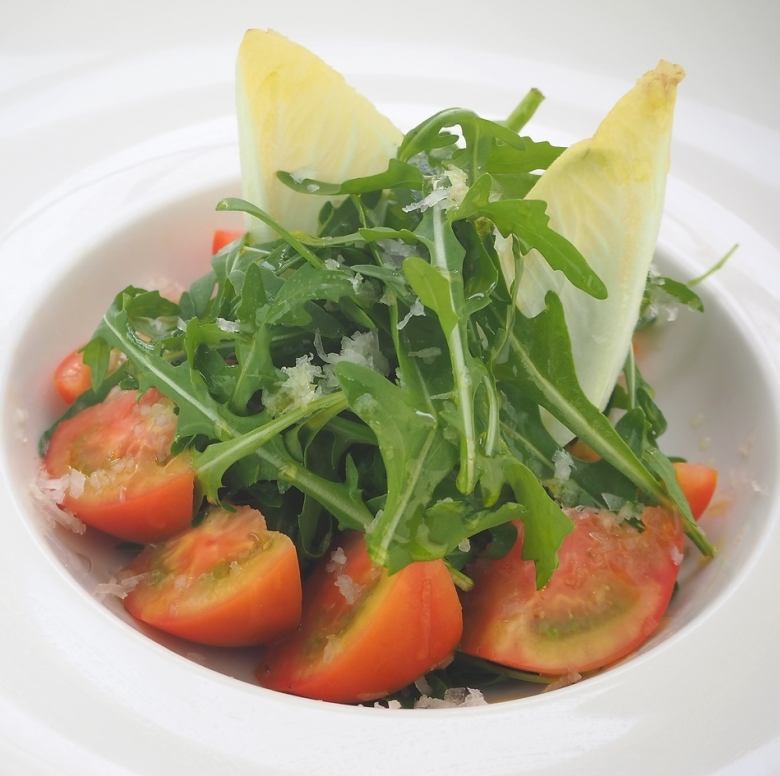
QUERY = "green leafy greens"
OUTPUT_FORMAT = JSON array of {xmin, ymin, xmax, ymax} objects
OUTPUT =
[{"xmin": 46, "ymin": 92, "xmax": 714, "ymax": 590}]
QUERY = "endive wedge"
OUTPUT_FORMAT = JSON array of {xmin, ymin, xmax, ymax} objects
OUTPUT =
[
  {"xmin": 500, "ymin": 61, "xmax": 684, "ymax": 443},
  {"xmin": 236, "ymin": 30, "xmax": 402, "ymax": 240}
]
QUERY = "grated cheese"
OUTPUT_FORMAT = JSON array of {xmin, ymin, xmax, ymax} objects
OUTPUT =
[
  {"xmin": 94, "ymin": 572, "xmax": 149, "ymax": 600},
  {"xmin": 334, "ymin": 573, "xmax": 363, "ymax": 605},
  {"xmin": 552, "ymin": 449, "xmax": 574, "ymax": 483},
  {"xmin": 414, "ymin": 687, "xmax": 486, "ymax": 709},
  {"xmin": 315, "ymin": 330, "xmax": 389, "ymax": 390},
  {"xmin": 397, "ymin": 297, "xmax": 425, "ymax": 331},
  {"xmin": 216, "ymin": 317, "xmax": 241, "ymax": 333},
  {"xmin": 326, "ymin": 545, "xmax": 347, "ymax": 572},
  {"xmin": 262, "ymin": 355, "xmax": 323, "ymax": 417}
]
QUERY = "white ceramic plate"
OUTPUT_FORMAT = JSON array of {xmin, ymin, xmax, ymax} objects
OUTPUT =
[{"xmin": 2, "ymin": 3, "xmax": 780, "ymax": 774}]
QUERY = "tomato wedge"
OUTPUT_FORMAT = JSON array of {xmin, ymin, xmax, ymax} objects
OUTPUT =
[
  {"xmin": 674, "ymin": 462, "xmax": 718, "ymax": 519},
  {"xmin": 53, "ymin": 347, "xmax": 124, "ymax": 404},
  {"xmin": 53, "ymin": 350, "xmax": 93, "ymax": 404},
  {"xmin": 256, "ymin": 532, "xmax": 463, "ymax": 703},
  {"xmin": 123, "ymin": 506, "xmax": 301, "ymax": 647},
  {"xmin": 460, "ymin": 508, "xmax": 683, "ymax": 675},
  {"xmin": 43, "ymin": 388, "xmax": 195, "ymax": 543},
  {"xmin": 212, "ymin": 229, "xmax": 243, "ymax": 254}
]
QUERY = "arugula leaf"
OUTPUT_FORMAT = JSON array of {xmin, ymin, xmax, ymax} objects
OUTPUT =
[
  {"xmin": 501, "ymin": 456, "xmax": 573, "ymax": 587},
  {"xmin": 217, "ymin": 198, "xmax": 324, "ymax": 269},
  {"xmin": 403, "ymin": 207, "xmax": 485, "ymax": 494},
  {"xmin": 492, "ymin": 293, "xmax": 713, "ymax": 555},
  {"xmin": 277, "ymin": 158, "xmax": 424, "ymax": 196},
  {"xmin": 335, "ymin": 361, "xmax": 457, "ymax": 569},
  {"xmin": 44, "ymin": 92, "xmax": 716, "ymax": 597},
  {"xmin": 643, "ymin": 446, "xmax": 711, "ymax": 555},
  {"xmin": 454, "ymin": 177, "xmax": 607, "ymax": 300},
  {"xmin": 195, "ymin": 392, "xmax": 348, "ymax": 502},
  {"xmin": 96, "ymin": 292, "xmax": 235, "ymax": 440},
  {"xmin": 637, "ymin": 272, "xmax": 704, "ymax": 330}
]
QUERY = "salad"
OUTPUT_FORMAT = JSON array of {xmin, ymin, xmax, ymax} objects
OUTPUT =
[{"xmin": 37, "ymin": 30, "xmax": 721, "ymax": 707}]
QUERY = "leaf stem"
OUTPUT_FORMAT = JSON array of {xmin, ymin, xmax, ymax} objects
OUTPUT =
[
  {"xmin": 445, "ymin": 562, "xmax": 474, "ymax": 592},
  {"xmin": 217, "ymin": 198, "xmax": 324, "ymax": 269},
  {"xmin": 430, "ymin": 207, "xmax": 477, "ymax": 494},
  {"xmin": 689, "ymin": 243, "xmax": 738, "ymax": 287},
  {"xmin": 504, "ymin": 88, "xmax": 544, "ymax": 133},
  {"xmin": 195, "ymin": 392, "xmax": 349, "ymax": 492},
  {"xmin": 624, "ymin": 346, "xmax": 637, "ymax": 411}
]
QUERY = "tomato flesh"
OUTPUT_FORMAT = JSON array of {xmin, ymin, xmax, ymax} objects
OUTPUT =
[
  {"xmin": 124, "ymin": 506, "xmax": 302, "ymax": 647},
  {"xmin": 460, "ymin": 508, "xmax": 683, "ymax": 675},
  {"xmin": 212, "ymin": 229, "xmax": 243, "ymax": 254},
  {"xmin": 53, "ymin": 348, "xmax": 124, "ymax": 404},
  {"xmin": 53, "ymin": 350, "xmax": 93, "ymax": 404},
  {"xmin": 44, "ymin": 388, "xmax": 195, "ymax": 543},
  {"xmin": 257, "ymin": 532, "xmax": 463, "ymax": 703},
  {"xmin": 674, "ymin": 462, "xmax": 718, "ymax": 519}
]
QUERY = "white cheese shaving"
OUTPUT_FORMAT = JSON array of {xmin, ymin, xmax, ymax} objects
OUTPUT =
[
  {"xmin": 262, "ymin": 355, "xmax": 323, "ymax": 417},
  {"xmin": 373, "ymin": 699, "xmax": 403, "ymax": 710},
  {"xmin": 94, "ymin": 572, "xmax": 149, "ymax": 600},
  {"xmin": 402, "ymin": 188, "xmax": 450, "ymax": 214},
  {"xmin": 443, "ymin": 167, "xmax": 469, "ymax": 208},
  {"xmin": 326, "ymin": 545, "xmax": 347, "ymax": 573},
  {"xmin": 67, "ymin": 469, "xmax": 86, "ymax": 499},
  {"xmin": 315, "ymin": 330, "xmax": 390, "ymax": 390},
  {"xmin": 334, "ymin": 573, "xmax": 363, "ymax": 605},
  {"xmin": 552, "ymin": 449, "xmax": 574, "ymax": 482},
  {"xmin": 414, "ymin": 687, "xmax": 487, "ymax": 709},
  {"xmin": 378, "ymin": 239, "xmax": 415, "ymax": 268},
  {"xmin": 216, "ymin": 317, "xmax": 241, "ymax": 333},
  {"xmin": 397, "ymin": 297, "xmax": 425, "ymax": 330},
  {"xmin": 350, "ymin": 272, "xmax": 364, "ymax": 294}
]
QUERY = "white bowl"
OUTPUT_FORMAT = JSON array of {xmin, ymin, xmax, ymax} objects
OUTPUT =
[{"xmin": 2, "ymin": 16, "xmax": 780, "ymax": 775}]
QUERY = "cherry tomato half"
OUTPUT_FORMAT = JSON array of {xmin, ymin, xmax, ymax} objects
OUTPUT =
[
  {"xmin": 257, "ymin": 532, "xmax": 463, "ymax": 703},
  {"xmin": 212, "ymin": 229, "xmax": 243, "ymax": 254},
  {"xmin": 674, "ymin": 462, "xmax": 718, "ymax": 519},
  {"xmin": 460, "ymin": 507, "xmax": 684, "ymax": 675},
  {"xmin": 124, "ymin": 505, "xmax": 302, "ymax": 647},
  {"xmin": 53, "ymin": 350, "xmax": 93, "ymax": 404},
  {"xmin": 44, "ymin": 388, "xmax": 195, "ymax": 543}
]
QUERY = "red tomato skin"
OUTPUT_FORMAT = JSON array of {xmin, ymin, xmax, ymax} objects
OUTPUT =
[
  {"xmin": 257, "ymin": 533, "xmax": 463, "ymax": 703},
  {"xmin": 61, "ymin": 463, "xmax": 194, "ymax": 544},
  {"xmin": 53, "ymin": 350, "xmax": 92, "ymax": 403},
  {"xmin": 674, "ymin": 462, "xmax": 718, "ymax": 519},
  {"xmin": 460, "ymin": 509, "xmax": 683, "ymax": 676},
  {"xmin": 212, "ymin": 229, "xmax": 243, "ymax": 254},
  {"xmin": 124, "ymin": 507, "xmax": 302, "ymax": 647},
  {"xmin": 44, "ymin": 389, "xmax": 195, "ymax": 543}
]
